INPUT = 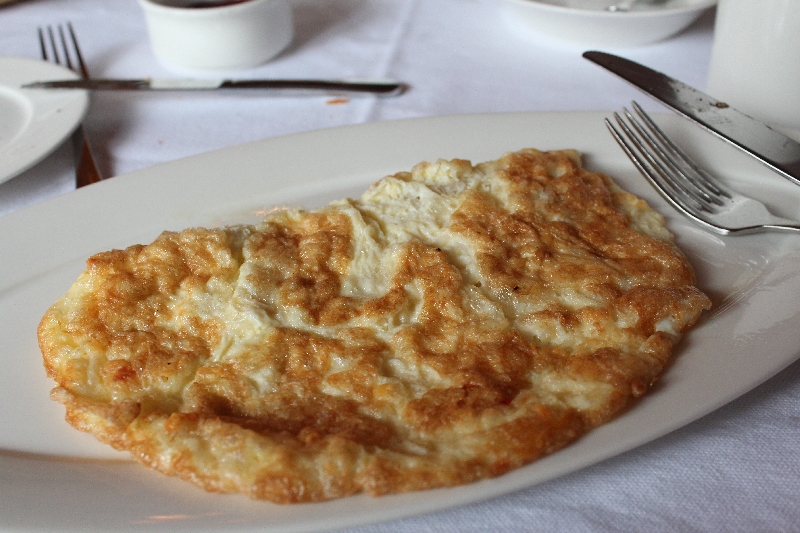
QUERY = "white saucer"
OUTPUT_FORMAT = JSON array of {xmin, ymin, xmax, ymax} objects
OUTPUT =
[
  {"xmin": 0, "ymin": 57, "xmax": 89, "ymax": 184},
  {"xmin": 500, "ymin": 0, "xmax": 716, "ymax": 47}
]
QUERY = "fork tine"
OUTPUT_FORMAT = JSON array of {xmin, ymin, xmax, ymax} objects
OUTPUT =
[
  {"xmin": 57, "ymin": 25, "xmax": 75, "ymax": 71},
  {"xmin": 66, "ymin": 23, "xmax": 90, "ymax": 79},
  {"xmin": 37, "ymin": 27, "xmax": 48, "ymax": 61},
  {"xmin": 607, "ymin": 113, "xmax": 710, "ymax": 216},
  {"xmin": 631, "ymin": 102, "xmax": 731, "ymax": 200},
  {"xmin": 606, "ymin": 115, "xmax": 727, "ymax": 234},
  {"xmin": 619, "ymin": 108, "xmax": 720, "ymax": 209},
  {"xmin": 46, "ymin": 26, "xmax": 60, "ymax": 65},
  {"xmin": 39, "ymin": 24, "xmax": 86, "ymax": 76}
]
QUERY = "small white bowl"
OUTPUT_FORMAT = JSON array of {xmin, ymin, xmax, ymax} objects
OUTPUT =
[
  {"xmin": 138, "ymin": 0, "xmax": 293, "ymax": 71},
  {"xmin": 499, "ymin": 0, "xmax": 716, "ymax": 48}
]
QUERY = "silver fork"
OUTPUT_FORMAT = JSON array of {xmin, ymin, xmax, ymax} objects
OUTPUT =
[
  {"xmin": 606, "ymin": 102, "xmax": 800, "ymax": 235},
  {"xmin": 39, "ymin": 23, "xmax": 103, "ymax": 188}
]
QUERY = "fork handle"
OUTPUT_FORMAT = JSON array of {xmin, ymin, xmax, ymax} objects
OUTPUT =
[{"xmin": 72, "ymin": 126, "xmax": 102, "ymax": 188}]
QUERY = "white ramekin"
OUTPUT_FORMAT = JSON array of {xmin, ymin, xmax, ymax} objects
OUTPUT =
[{"xmin": 138, "ymin": 0, "xmax": 293, "ymax": 71}]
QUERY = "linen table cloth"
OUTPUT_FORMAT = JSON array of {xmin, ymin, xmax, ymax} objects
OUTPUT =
[{"xmin": 0, "ymin": 1, "xmax": 797, "ymax": 532}]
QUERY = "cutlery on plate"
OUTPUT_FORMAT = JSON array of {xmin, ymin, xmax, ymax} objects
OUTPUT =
[
  {"xmin": 583, "ymin": 50, "xmax": 800, "ymax": 187},
  {"xmin": 607, "ymin": 102, "xmax": 800, "ymax": 235},
  {"xmin": 38, "ymin": 23, "xmax": 103, "ymax": 188},
  {"xmin": 23, "ymin": 78, "xmax": 408, "ymax": 96}
]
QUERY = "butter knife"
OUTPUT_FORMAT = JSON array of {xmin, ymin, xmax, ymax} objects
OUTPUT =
[
  {"xmin": 22, "ymin": 78, "xmax": 407, "ymax": 96},
  {"xmin": 583, "ymin": 50, "xmax": 800, "ymax": 187}
]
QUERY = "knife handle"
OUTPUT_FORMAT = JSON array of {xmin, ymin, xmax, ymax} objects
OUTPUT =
[{"xmin": 219, "ymin": 79, "xmax": 407, "ymax": 95}]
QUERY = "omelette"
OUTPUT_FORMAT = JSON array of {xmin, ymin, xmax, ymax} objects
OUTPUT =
[{"xmin": 39, "ymin": 148, "xmax": 710, "ymax": 503}]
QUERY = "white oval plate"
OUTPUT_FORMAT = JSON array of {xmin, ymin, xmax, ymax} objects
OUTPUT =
[
  {"xmin": 0, "ymin": 57, "xmax": 89, "ymax": 184},
  {"xmin": 499, "ymin": 0, "xmax": 717, "ymax": 47},
  {"xmin": 1, "ymin": 111, "xmax": 799, "ymax": 532}
]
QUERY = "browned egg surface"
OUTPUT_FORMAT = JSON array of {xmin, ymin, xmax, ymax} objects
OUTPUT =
[{"xmin": 39, "ymin": 149, "xmax": 710, "ymax": 503}]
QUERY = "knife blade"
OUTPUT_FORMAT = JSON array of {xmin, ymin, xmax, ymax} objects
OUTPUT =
[
  {"xmin": 22, "ymin": 78, "xmax": 407, "ymax": 96},
  {"xmin": 583, "ymin": 50, "xmax": 800, "ymax": 187}
]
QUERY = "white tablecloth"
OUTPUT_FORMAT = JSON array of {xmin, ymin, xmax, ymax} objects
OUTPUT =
[{"xmin": 1, "ymin": 1, "xmax": 798, "ymax": 532}]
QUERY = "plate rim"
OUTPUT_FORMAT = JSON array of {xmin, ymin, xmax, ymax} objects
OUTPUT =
[{"xmin": 502, "ymin": 0, "xmax": 717, "ymax": 17}]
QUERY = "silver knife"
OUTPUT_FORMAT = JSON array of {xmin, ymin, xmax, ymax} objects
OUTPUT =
[
  {"xmin": 22, "ymin": 78, "xmax": 407, "ymax": 96},
  {"xmin": 583, "ymin": 50, "xmax": 800, "ymax": 187}
]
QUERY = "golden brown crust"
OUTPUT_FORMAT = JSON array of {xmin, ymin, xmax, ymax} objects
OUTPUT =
[{"xmin": 39, "ymin": 149, "xmax": 710, "ymax": 503}]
